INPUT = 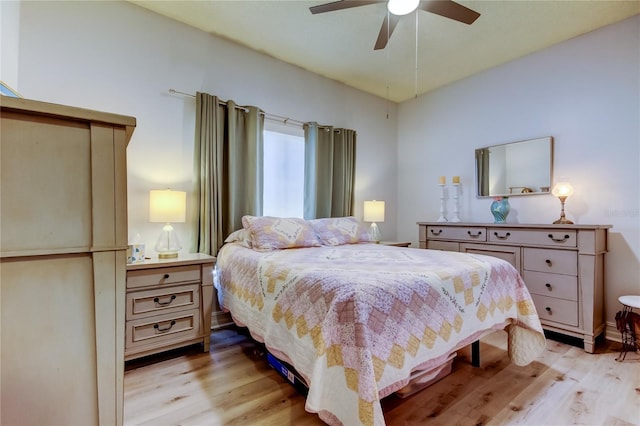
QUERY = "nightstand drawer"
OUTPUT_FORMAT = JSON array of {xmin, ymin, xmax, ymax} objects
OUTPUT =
[
  {"xmin": 523, "ymin": 248, "xmax": 577, "ymax": 276},
  {"xmin": 126, "ymin": 309, "xmax": 201, "ymax": 349},
  {"xmin": 126, "ymin": 264, "xmax": 200, "ymax": 289},
  {"xmin": 523, "ymin": 270, "xmax": 578, "ymax": 301},
  {"xmin": 126, "ymin": 283, "xmax": 200, "ymax": 320},
  {"xmin": 426, "ymin": 226, "xmax": 486, "ymax": 242},
  {"xmin": 531, "ymin": 294, "xmax": 578, "ymax": 327},
  {"xmin": 488, "ymin": 228, "xmax": 577, "ymax": 248}
]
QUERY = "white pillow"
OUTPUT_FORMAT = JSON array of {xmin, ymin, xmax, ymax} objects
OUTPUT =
[
  {"xmin": 224, "ymin": 229, "xmax": 252, "ymax": 248},
  {"xmin": 309, "ymin": 216, "xmax": 372, "ymax": 246},
  {"xmin": 241, "ymin": 215, "xmax": 322, "ymax": 251}
]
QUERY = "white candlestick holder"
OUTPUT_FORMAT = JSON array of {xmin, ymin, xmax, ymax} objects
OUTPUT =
[
  {"xmin": 450, "ymin": 183, "xmax": 461, "ymax": 222},
  {"xmin": 437, "ymin": 184, "xmax": 448, "ymax": 222}
]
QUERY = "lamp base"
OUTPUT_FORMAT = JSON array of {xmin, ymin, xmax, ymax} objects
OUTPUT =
[
  {"xmin": 158, "ymin": 252, "xmax": 179, "ymax": 259},
  {"xmin": 553, "ymin": 218, "xmax": 574, "ymax": 225},
  {"xmin": 553, "ymin": 197, "xmax": 574, "ymax": 225},
  {"xmin": 154, "ymin": 223, "xmax": 182, "ymax": 259},
  {"xmin": 369, "ymin": 222, "xmax": 382, "ymax": 243}
]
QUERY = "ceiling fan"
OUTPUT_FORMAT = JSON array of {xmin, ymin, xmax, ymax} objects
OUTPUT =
[{"xmin": 309, "ymin": 0, "xmax": 481, "ymax": 50}]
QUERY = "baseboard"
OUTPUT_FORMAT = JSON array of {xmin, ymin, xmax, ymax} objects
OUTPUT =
[
  {"xmin": 544, "ymin": 322, "xmax": 621, "ymax": 346},
  {"xmin": 605, "ymin": 321, "xmax": 622, "ymax": 343}
]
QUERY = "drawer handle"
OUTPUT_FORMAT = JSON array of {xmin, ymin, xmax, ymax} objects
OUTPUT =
[
  {"xmin": 467, "ymin": 231, "xmax": 483, "ymax": 238},
  {"xmin": 163, "ymin": 274, "xmax": 170, "ymax": 279},
  {"xmin": 545, "ymin": 307, "xmax": 552, "ymax": 314},
  {"xmin": 154, "ymin": 320, "xmax": 176, "ymax": 333},
  {"xmin": 545, "ymin": 259, "xmax": 553, "ymax": 267},
  {"xmin": 430, "ymin": 229, "xmax": 443, "ymax": 236},
  {"xmin": 545, "ymin": 283, "xmax": 553, "ymax": 291},
  {"xmin": 153, "ymin": 294, "xmax": 177, "ymax": 306},
  {"xmin": 493, "ymin": 231, "xmax": 511, "ymax": 240},
  {"xmin": 548, "ymin": 234, "xmax": 570, "ymax": 243}
]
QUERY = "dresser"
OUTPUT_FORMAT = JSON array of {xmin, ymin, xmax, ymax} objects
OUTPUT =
[
  {"xmin": 1, "ymin": 97, "xmax": 135, "ymax": 425},
  {"xmin": 125, "ymin": 254, "xmax": 215, "ymax": 361},
  {"xmin": 418, "ymin": 222, "xmax": 611, "ymax": 353}
]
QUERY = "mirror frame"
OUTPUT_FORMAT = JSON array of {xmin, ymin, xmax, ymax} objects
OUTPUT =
[{"xmin": 475, "ymin": 136, "xmax": 554, "ymax": 198}]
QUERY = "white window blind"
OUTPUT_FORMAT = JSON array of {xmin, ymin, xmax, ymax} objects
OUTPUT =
[{"xmin": 263, "ymin": 124, "xmax": 304, "ymax": 218}]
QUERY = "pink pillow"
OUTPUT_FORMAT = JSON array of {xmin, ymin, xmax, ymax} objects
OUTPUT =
[
  {"xmin": 309, "ymin": 216, "xmax": 372, "ymax": 246},
  {"xmin": 242, "ymin": 215, "xmax": 321, "ymax": 251}
]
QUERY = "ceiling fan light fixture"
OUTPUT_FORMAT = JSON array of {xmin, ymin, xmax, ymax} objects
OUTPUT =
[{"xmin": 387, "ymin": 0, "xmax": 420, "ymax": 16}]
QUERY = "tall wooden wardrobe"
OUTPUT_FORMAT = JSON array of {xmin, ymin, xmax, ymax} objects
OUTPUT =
[{"xmin": 1, "ymin": 97, "xmax": 136, "ymax": 425}]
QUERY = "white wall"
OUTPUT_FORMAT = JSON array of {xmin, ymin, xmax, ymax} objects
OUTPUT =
[
  {"xmin": 397, "ymin": 15, "xmax": 640, "ymax": 337},
  {"xmin": 1, "ymin": 0, "xmax": 20, "ymax": 90},
  {"xmin": 8, "ymin": 0, "xmax": 399, "ymax": 254}
]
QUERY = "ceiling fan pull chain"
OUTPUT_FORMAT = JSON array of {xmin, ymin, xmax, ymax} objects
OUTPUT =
[{"xmin": 415, "ymin": 11, "xmax": 419, "ymax": 99}]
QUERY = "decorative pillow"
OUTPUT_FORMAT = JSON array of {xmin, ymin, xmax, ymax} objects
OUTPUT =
[
  {"xmin": 224, "ymin": 229, "xmax": 252, "ymax": 248},
  {"xmin": 241, "ymin": 215, "xmax": 321, "ymax": 251},
  {"xmin": 309, "ymin": 216, "xmax": 372, "ymax": 246}
]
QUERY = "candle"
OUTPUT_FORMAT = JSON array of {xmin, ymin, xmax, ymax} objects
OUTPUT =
[
  {"xmin": 439, "ymin": 176, "xmax": 446, "ymax": 185},
  {"xmin": 452, "ymin": 176, "xmax": 460, "ymax": 184}
]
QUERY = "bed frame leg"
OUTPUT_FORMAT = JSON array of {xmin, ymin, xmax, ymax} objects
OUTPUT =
[{"xmin": 471, "ymin": 340, "xmax": 480, "ymax": 367}]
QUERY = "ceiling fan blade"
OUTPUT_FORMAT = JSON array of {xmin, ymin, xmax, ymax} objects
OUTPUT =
[
  {"xmin": 310, "ymin": 0, "xmax": 383, "ymax": 15},
  {"xmin": 374, "ymin": 13, "xmax": 401, "ymax": 50},
  {"xmin": 419, "ymin": 0, "xmax": 480, "ymax": 25}
]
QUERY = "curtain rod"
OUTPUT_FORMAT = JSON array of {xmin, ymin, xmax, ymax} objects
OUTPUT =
[{"xmin": 169, "ymin": 88, "xmax": 306, "ymax": 128}]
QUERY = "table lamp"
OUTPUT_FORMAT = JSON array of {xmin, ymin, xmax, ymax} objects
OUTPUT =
[
  {"xmin": 364, "ymin": 200, "xmax": 385, "ymax": 243},
  {"xmin": 149, "ymin": 189, "xmax": 186, "ymax": 258},
  {"xmin": 551, "ymin": 182, "xmax": 574, "ymax": 224}
]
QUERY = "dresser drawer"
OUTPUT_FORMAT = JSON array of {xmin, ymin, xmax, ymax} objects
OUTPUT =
[
  {"xmin": 126, "ymin": 309, "xmax": 201, "ymax": 349},
  {"xmin": 531, "ymin": 294, "xmax": 578, "ymax": 327},
  {"xmin": 127, "ymin": 264, "xmax": 201, "ymax": 289},
  {"xmin": 427, "ymin": 240, "xmax": 459, "ymax": 251},
  {"xmin": 461, "ymin": 243, "xmax": 520, "ymax": 272},
  {"xmin": 523, "ymin": 248, "xmax": 577, "ymax": 276},
  {"xmin": 426, "ymin": 226, "xmax": 486, "ymax": 242},
  {"xmin": 523, "ymin": 270, "xmax": 578, "ymax": 301},
  {"xmin": 488, "ymin": 228, "xmax": 577, "ymax": 248},
  {"xmin": 126, "ymin": 283, "xmax": 201, "ymax": 320}
]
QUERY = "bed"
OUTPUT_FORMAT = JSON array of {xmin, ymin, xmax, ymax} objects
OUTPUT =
[{"xmin": 214, "ymin": 216, "xmax": 546, "ymax": 426}]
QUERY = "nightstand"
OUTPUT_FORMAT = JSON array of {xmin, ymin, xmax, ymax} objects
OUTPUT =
[
  {"xmin": 124, "ymin": 253, "xmax": 215, "ymax": 361},
  {"xmin": 380, "ymin": 241, "xmax": 412, "ymax": 247}
]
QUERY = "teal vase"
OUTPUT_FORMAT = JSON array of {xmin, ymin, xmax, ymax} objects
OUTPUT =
[{"xmin": 490, "ymin": 197, "xmax": 510, "ymax": 223}]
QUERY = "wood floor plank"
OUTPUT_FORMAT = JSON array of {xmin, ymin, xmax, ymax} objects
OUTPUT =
[
  {"xmin": 489, "ymin": 350, "xmax": 586, "ymax": 425},
  {"xmin": 124, "ymin": 327, "xmax": 640, "ymax": 426},
  {"xmin": 551, "ymin": 349, "xmax": 640, "ymax": 426}
]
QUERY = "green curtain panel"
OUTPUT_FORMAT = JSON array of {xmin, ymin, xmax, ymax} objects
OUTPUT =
[
  {"xmin": 192, "ymin": 92, "xmax": 264, "ymax": 255},
  {"xmin": 303, "ymin": 122, "xmax": 356, "ymax": 219}
]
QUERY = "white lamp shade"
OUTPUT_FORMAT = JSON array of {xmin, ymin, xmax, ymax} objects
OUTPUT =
[
  {"xmin": 552, "ymin": 182, "xmax": 574, "ymax": 198},
  {"xmin": 149, "ymin": 190, "xmax": 186, "ymax": 223},
  {"xmin": 388, "ymin": 0, "xmax": 420, "ymax": 16},
  {"xmin": 364, "ymin": 200, "xmax": 385, "ymax": 222}
]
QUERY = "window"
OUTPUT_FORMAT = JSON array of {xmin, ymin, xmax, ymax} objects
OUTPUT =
[{"xmin": 263, "ymin": 124, "xmax": 304, "ymax": 218}]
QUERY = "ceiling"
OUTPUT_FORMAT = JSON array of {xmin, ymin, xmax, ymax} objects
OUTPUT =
[{"xmin": 130, "ymin": 0, "xmax": 640, "ymax": 103}]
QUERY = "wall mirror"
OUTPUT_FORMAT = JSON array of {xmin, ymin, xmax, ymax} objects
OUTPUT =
[{"xmin": 475, "ymin": 136, "xmax": 553, "ymax": 198}]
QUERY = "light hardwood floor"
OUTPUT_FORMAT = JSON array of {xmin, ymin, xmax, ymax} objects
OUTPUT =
[{"xmin": 124, "ymin": 327, "xmax": 640, "ymax": 425}]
